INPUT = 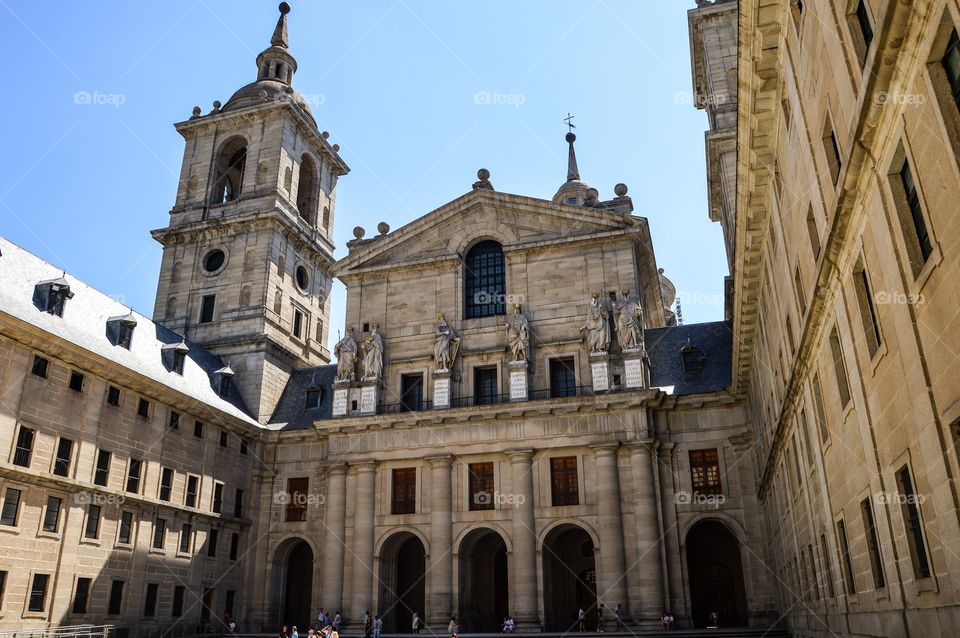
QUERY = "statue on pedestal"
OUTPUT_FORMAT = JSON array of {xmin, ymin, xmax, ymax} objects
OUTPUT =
[
  {"xmin": 614, "ymin": 289, "xmax": 645, "ymax": 351},
  {"xmin": 361, "ymin": 323, "xmax": 384, "ymax": 381},
  {"xmin": 503, "ymin": 303, "xmax": 530, "ymax": 362},
  {"xmin": 334, "ymin": 327, "xmax": 357, "ymax": 382},
  {"xmin": 434, "ymin": 313, "xmax": 461, "ymax": 372},
  {"xmin": 579, "ymin": 292, "xmax": 610, "ymax": 354}
]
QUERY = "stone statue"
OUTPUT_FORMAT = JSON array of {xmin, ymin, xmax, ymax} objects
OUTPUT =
[
  {"xmin": 503, "ymin": 303, "xmax": 530, "ymax": 362},
  {"xmin": 334, "ymin": 327, "xmax": 357, "ymax": 382},
  {"xmin": 434, "ymin": 312, "xmax": 461, "ymax": 371},
  {"xmin": 579, "ymin": 292, "xmax": 610, "ymax": 353},
  {"xmin": 361, "ymin": 323, "xmax": 384, "ymax": 380},
  {"xmin": 614, "ymin": 289, "xmax": 645, "ymax": 351}
]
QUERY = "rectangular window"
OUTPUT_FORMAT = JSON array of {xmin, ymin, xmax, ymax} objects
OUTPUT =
[
  {"xmin": 855, "ymin": 0, "xmax": 873, "ymax": 55},
  {"xmin": 897, "ymin": 159, "xmax": 934, "ymax": 269},
  {"xmin": 689, "ymin": 448, "xmax": 723, "ymax": 495},
  {"xmin": 108, "ymin": 580, "xmax": 124, "ymax": 615},
  {"xmin": 1, "ymin": 488, "xmax": 21, "ymax": 526},
  {"xmin": 118, "ymin": 511, "xmax": 133, "ymax": 545},
  {"xmin": 28, "ymin": 574, "xmax": 49, "ymax": 613},
  {"xmin": 219, "ymin": 431, "xmax": 228, "ymax": 448},
  {"xmin": 230, "ymin": 532, "xmax": 240, "ymax": 560},
  {"xmin": 861, "ymin": 498, "xmax": 886, "ymax": 588},
  {"xmin": 234, "ymin": 488, "xmax": 244, "ymax": 518},
  {"xmin": 213, "ymin": 482, "xmax": 223, "ymax": 514},
  {"xmin": 72, "ymin": 577, "xmax": 91, "ymax": 614},
  {"xmin": 13, "ymin": 426, "xmax": 34, "ymax": 467},
  {"xmin": 159, "ymin": 468, "xmax": 173, "ymax": 501},
  {"xmin": 180, "ymin": 523, "xmax": 192, "ymax": 553},
  {"xmin": 794, "ymin": 266, "xmax": 806, "ymax": 316},
  {"xmin": 137, "ymin": 397, "xmax": 150, "ymax": 419},
  {"xmin": 808, "ymin": 543, "xmax": 820, "ymax": 600},
  {"xmin": 42, "ymin": 496, "xmax": 61, "ymax": 533},
  {"xmin": 822, "ymin": 123, "xmax": 842, "ymax": 186},
  {"xmin": 400, "ymin": 373, "xmax": 424, "ymax": 412},
  {"xmin": 829, "ymin": 326, "xmax": 851, "ymax": 407},
  {"xmin": 199, "ymin": 294, "xmax": 216, "ymax": 323},
  {"xmin": 107, "ymin": 386, "xmax": 121, "ymax": 406},
  {"xmin": 285, "ymin": 477, "xmax": 309, "ymax": 522},
  {"xmin": 68, "ymin": 371, "xmax": 84, "ymax": 392},
  {"xmin": 53, "ymin": 437, "xmax": 73, "ymax": 477},
  {"xmin": 897, "ymin": 465, "xmax": 931, "ymax": 579},
  {"xmin": 837, "ymin": 519, "xmax": 857, "ymax": 594},
  {"xmin": 292, "ymin": 308, "xmax": 304, "ymax": 339},
  {"xmin": 811, "ymin": 373, "xmax": 830, "ymax": 442},
  {"xmin": 172, "ymin": 585, "xmax": 185, "ymax": 617},
  {"xmin": 550, "ymin": 456, "xmax": 580, "ymax": 506},
  {"xmin": 172, "ymin": 350, "xmax": 186, "ymax": 375},
  {"xmin": 169, "ymin": 410, "xmax": 180, "ymax": 430},
  {"xmin": 152, "ymin": 517, "xmax": 166, "ymax": 550},
  {"xmin": 473, "ymin": 366, "xmax": 499, "ymax": 405},
  {"xmin": 806, "ymin": 205, "xmax": 821, "ymax": 258},
  {"xmin": 186, "ymin": 475, "xmax": 199, "ymax": 508},
  {"xmin": 391, "ymin": 468, "xmax": 417, "ymax": 515},
  {"xmin": 84, "ymin": 504, "xmax": 101, "ymax": 540},
  {"xmin": 31, "ymin": 355, "xmax": 49, "ymax": 378},
  {"xmin": 943, "ymin": 29, "xmax": 960, "ymax": 111},
  {"xmin": 126, "ymin": 459, "xmax": 142, "ymax": 493},
  {"xmin": 549, "ymin": 358, "xmax": 577, "ymax": 398},
  {"xmin": 194, "ymin": 420, "xmax": 204, "ymax": 438},
  {"xmin": 143, "ymin": 583, "xmax": 159, "ymax": 617},
  {"xmin": 208, "ymin": 528, "xmax": 219, "ymax": 558},
  {"xmin": 92, "ymin": 450, "xmax": 110, "ymax": 483},
  {"xmin": 853, "ymin": 260, "xmax": 882, "ymax": 357},
  {"xmin": 240, "ymin": 440, "xmax": 248, "ymax": 455},
  {"xmin": 468, "ymin": 462, "xmax": 495, "ymax": 511},
  {"xmin": 226, "ymin": 590, "xmax": 236, "ymax": 616},
  {"xmin": 821, "ymin": 533, "xmax": 836, "ymax": 597}
]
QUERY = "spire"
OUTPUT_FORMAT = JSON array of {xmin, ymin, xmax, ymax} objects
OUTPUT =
[
  {"xmin": 566, "ymin": 131, "xmax": 580, "ymax": 181},
  {"xmin": 271, "ymin": 2, "xmax": 290, "ymax": 48}
]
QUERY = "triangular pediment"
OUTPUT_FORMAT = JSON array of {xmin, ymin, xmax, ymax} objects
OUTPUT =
[{"xmin": 334, "ymin": 189, "xmax": 645, "ymax": 276}]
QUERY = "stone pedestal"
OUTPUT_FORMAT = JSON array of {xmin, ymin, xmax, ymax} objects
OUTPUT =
[
  {"xmin": 359, "ymin": 379, "xmax": 379, "ymax": 415},
  {"xmin": 508, "ymin": 360, "xmax": 529, "ymax": 402},
  {"xmin": 590, "ymin": 352, "xmax": 611, "ymax": 392},
  {"xmin": 332, "ymin": 380, "xmax": 350, "ymax": 417},
  {"xmin": 433, "ymin": 369, "xmax": 451, "ymax": 409},
  {"xmin": 623, "ymin": 348, "xmax": 647, "ymax": 389}
]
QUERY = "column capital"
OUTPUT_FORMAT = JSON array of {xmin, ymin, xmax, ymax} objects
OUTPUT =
[
  {"xmin": 624, "ymin": 439, "xmax": 659, "ymax": 455},
  {"xmin": 327, "ymin": 463, "xmax": 348, "ymax": 476},
  {"xmin": 425, "ymin": 454, "xmax": 454, "ymax": 467},
  {"xmin": 506, "ymin": 448, "xmax": 535, "ymax": 462},
  {"xmin": 590, "ymin": 442, "xmax": 621, "ymax": 457},
  {"xmin": 350, "ymin": 459, "xmax": 378, "ymax": 473}
]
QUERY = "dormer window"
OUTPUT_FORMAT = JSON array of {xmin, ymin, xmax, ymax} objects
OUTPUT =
[
  {"xmin": 680, "ymin": 341, "xmax": 706, "ymax": 373},
  {"xmin": 214, "ymin": 365, "xmax": 235, "ymax": 398},
  {"xmin": 161, "ymin": 340, "xmax": 189, "ymax": 375},
  {"xmin": 106, "ymin": 313, "xmax": 137, "ymax": 350},
  {"xmin": 34, "ymin": 278, "xmax": 74, "ymax": 317},
  {"xmin": 305, "ymin": 386, "xmax": 323, "ymax": 410}
]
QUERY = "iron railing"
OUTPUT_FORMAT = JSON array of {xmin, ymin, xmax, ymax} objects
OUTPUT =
[{"xmin": 376, "ymin": 384, "xmax": 607, "ymax": 415}]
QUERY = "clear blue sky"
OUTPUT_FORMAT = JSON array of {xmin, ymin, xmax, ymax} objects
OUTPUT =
[{"xmin": 0, "ymin": 0, "xmax": 727, "ymax": 353}]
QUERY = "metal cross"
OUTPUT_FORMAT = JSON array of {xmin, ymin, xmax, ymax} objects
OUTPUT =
[{"xmin": 564, "ymin": 112, "xmax": 576, "ymax": 132}]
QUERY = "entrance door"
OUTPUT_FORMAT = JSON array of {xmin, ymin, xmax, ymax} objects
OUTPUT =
[
  {"xmin": 378, "ymin": 533, "xmax": 426, "ymax": 632},
  {"xmin": 686, "ymin": 520, "xmax": 748, "ymax": 627},
  {"xmin": 542, "ymin": 525, "xmax": 597, "ymax": 631},
  {"xmin": 458, "ymin": 529, "xmax": 509, "ymax": 631}
]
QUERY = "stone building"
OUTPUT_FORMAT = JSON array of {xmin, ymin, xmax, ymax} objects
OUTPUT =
[{"xmin": 2, "ymin": 0, "xmax": 959, "ymax": 635}]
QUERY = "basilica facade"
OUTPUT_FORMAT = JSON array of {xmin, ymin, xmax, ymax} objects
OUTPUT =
[{"xmin": 1, "ymin": 1, "xmax": 959, "ymax": 636}]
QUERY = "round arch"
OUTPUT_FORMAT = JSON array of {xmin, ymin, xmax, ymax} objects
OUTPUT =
[
  {"xmin": 448, "ymin": 223, "xmax": 520, "ymax": 255},
  {"xmin": 269, "ymin": 535, "xmax": 317, "ymax": 630},
  {"xmin": 210, "ymin": 135, "xmax": 249, "ymax": 204},
  {"xmin": 377, "ymin": 530, "xmax": 427, "ymax": 633},
  {"xmin": 684, "ymin": 518, "xmax": 748, "ymax": 628},
  {"xmin": 541, "ymin": 522, "xmax": 598, "ymax": 631},
  {"xmin": 679, "ymin": 512, "xmax": 748, "ymax": 547},
  {"xmin": 453, "ymin": 523, "xmax": 513, "ymax": 557},
  {"xmin": 374, "ymin": 525, "xmax": 431, "ymax": 559},
  {"xmin": 457, "ymin": 526, "xmax": 510, "ymax": 632},
  {"xmin": 538, "ymin": 518, "xmax": 601, "ymax": 553}
]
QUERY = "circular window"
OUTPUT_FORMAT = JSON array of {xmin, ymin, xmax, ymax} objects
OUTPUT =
[
  {"xmin": 295, "ymin": 265, "xmax": 310, "ymax": 291},
  {"xmin": 203, "ymin": 249, "xmax": 226, "ymax": 273}
]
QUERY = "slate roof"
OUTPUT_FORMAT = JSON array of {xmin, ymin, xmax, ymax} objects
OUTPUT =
[
  {"xmin": 646, "ymin": 320, "xmax": 733, "ymax": 395},
  {"xmin": 0, "ymin": 236, "xmax": 260, "ymax": 427},
  {"xmin": 268, "ymin": 364, "xmax": 337, "ymax": 430}
]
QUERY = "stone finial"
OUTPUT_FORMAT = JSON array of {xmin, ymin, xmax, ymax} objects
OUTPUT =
[
  {"xmin": 271, "ymin": 2, "xmax": 291, "ymax": 48},
  {"xmin": 190, "ymin": 106, "xmax": 201, "ymax": 119},
  {"xmin": 332, "ymin": 144, "xmax": 340, "ymax": 152},
  {"xmin": 377, "ymin": 222, "xmax": 390, "ymax": 235},
  {"xmin": 211, "ymin": 100, "xmax": 222, "ymax": 114},
  {"xmin": 472, "ymin": 168, "xmax": 494, "ymax": 191},
  {"xmin": 614, "ymin": 183, "xmax": 628, "ymax": 197},
  {"xmin": 322, "ymin": 131, "xmax": 330, "ymax": 139},
  {"xmin": 353, "ymin": 226, "xmax": 366, "ymax": 239}
]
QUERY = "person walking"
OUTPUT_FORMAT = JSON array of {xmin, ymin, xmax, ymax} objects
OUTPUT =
[
  {"xmin": 578, "ymin": 607, "xmax": 586, "ymax": 632},
  {"xmin": 279, "ymin": 625, "xmax": 291, "ymax": 638},
  {"xmin": 412, "ymin": 611, "xmax": 421, "ymax": 634},
  {"xmin": 614, "ymin": 604, "xmax": 623, "ymax": 630},
  {"xmin": 363, "ymin": 611, "xmax": 373, "ymax": 638},
  {"xmin": 448, "ymin": 616, "xmax": 458, "ymax": 637},
  {"xmin": 332, "ymin": 612, "xmax": 341, "ymax": 632},
  {"xmin": 373, "ymin": 614, "xmax": 383, "ymax": 638},
  {"xmin": 291, "ymin": 626, "xmax": 300, "ymax": 638},
  {"xmin": 596, "ymin": 604, "xmax": 605, "ymax": 632}
]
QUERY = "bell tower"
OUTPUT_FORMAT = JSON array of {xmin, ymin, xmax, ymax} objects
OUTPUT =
[{"xmin": 151, "ymin": 2, "xmax": 349, "ymax": 422}]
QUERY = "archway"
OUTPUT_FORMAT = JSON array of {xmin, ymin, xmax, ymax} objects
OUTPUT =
[
  {"xmin": 542, "ymin": 524, "xmax": 597, "ymax": 631},
  {"xmin": 378, "ymin": 532, "xmax": 426, "ymax": 633},
  {"xmin": 271, "ymin": 538, "xmax": 314, "ymax": 630},
  {"xmin": 458, "ymin": 528, "xmax": 509, "ymax": 632},
  {"xmin": 685, "ymin": 520, "xmax": 748, "ymax": 628}
]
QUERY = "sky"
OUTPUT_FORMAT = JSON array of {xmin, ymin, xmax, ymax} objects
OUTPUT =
[{"xmin": 0, "ymin": 0, "xmax": 727, "ymax": 354}]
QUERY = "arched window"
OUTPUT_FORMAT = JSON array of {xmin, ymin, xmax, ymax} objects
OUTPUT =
[
  {"xmin": 296, "ymin": 155, "xmax": 318, "ymax": 224},
  {"xmin": 464, "ymin": 240, "xmax": 506, "ymax": 318},
  {"xmin": 211, "ymin": 137, "xmax": 247, "ymax": 204},
  {"xmin": 165, "ymin": 296, "xmax": 177, "ymax": 320}
]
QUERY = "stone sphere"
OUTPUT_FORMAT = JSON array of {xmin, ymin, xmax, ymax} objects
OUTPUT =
[
  {"xmin": 332, "ymin": 144, "xmax": 340, "ymax": 152},
  {"xmin": 614, "ymin": 183, "xmax": 628, "ymax": 197},
  {"xmin": 565, "ymin": 132, "xmax": 576, "ymax": 144},
  {"xmin": 279, "ymin": 2, "xmax": 291, "ymax": 15},
  {"xmin": 377, "ymin": 222, "xmax": 390, "ymax": 235},
  {"xmin": 322, "ymin": 131, "xmax": 330, "ymax": 139},
  {"xmin": 192, "ymin": 106, "xmax": 201, "ymax": 116},
  {"xmin": 353, "ymin": 226, "xmax": 365, "ymax": 239},
  {"xmin": 212, "ymin": 100, "xmax": 222, "ymax": 109},
  {"xmin": 477, "ymin": 168, "xmax": 490, "ymax": 180},
  {"xmin": 586, "ymin": 187, "xmax": 599, "ymax": 200}
]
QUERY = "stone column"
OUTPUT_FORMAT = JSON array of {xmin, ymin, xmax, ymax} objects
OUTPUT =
[
  {"xmin": 322, "ymin": 465, "xmax": 348, "ymax": 614},
  {"xmin": 628, "ymin": 440, "xmax": 665, "ymax": 625},
  {"xmin": 427, "ymin": 455, "xmax": 454, "ymax": 627},
  {"xmin": 592, "ymin": 443, "xmax": 630, "ymax": 620},
  {"xmin": 350, "ymin": 461, "xmax": 378, "ymax": 625},
  {"xmin": 507, "ymin": 449, "xmax": 539, "ymax": 628}
]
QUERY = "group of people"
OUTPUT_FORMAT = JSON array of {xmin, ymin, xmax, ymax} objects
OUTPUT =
[{"xmin": 576, "ymin": 603, "xmax": 625, "ymax": 632}]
